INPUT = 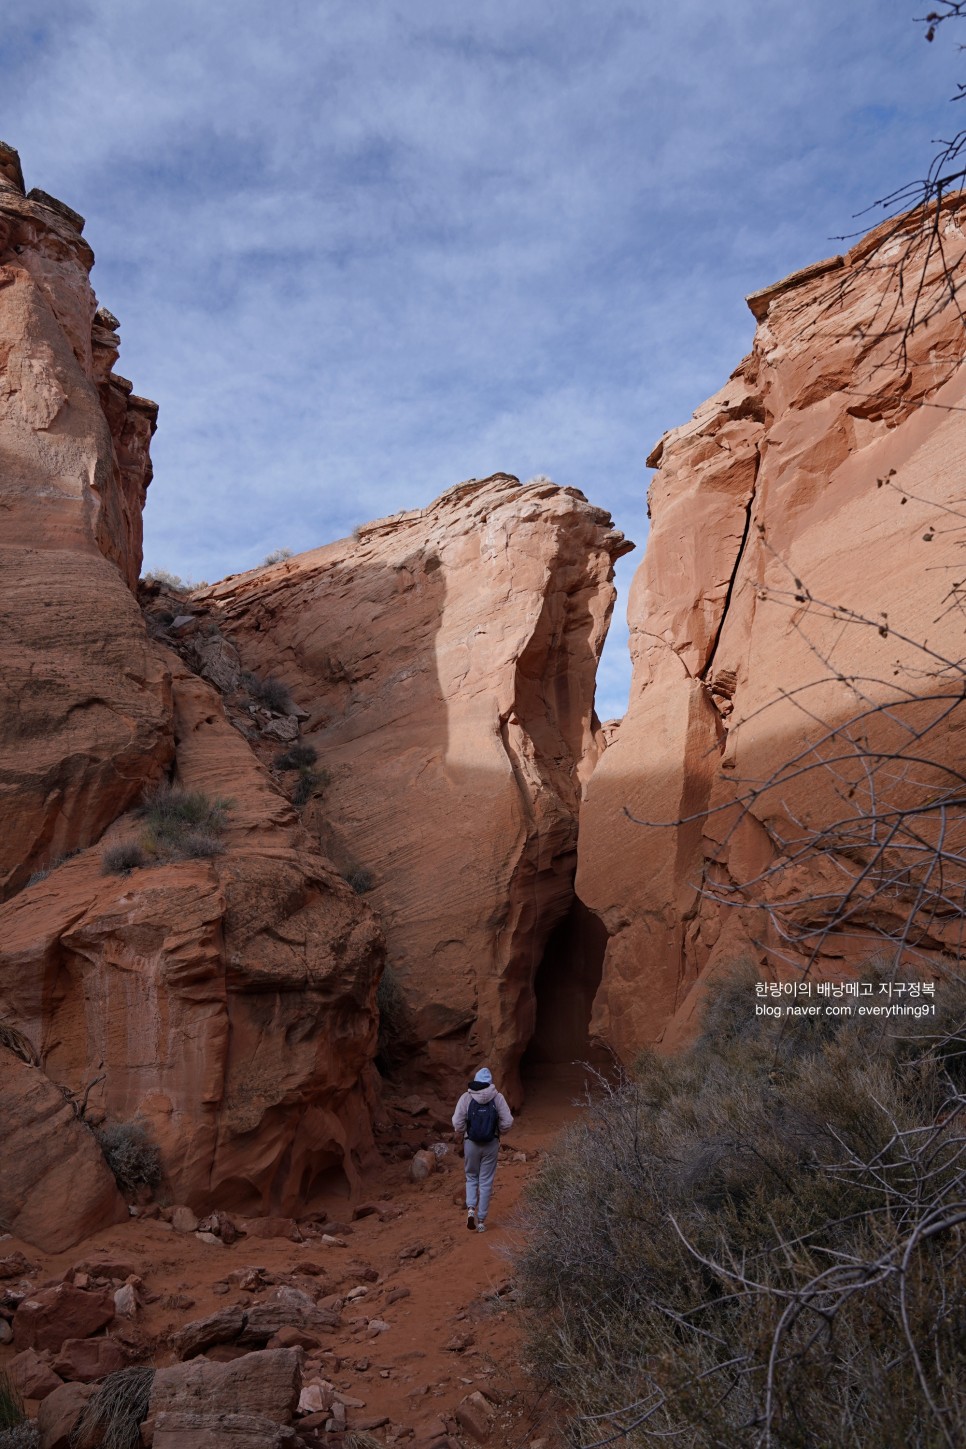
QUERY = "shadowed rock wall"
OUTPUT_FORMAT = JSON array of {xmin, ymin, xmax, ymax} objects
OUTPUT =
[{"xmin": 578, "ymin": 199, "xmax": 966, "ymax": 1054}]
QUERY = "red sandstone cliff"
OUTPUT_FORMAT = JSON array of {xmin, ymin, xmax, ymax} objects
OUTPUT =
[
  {"xmin": 578, "ymin": 198, "xmax": 966, "ymax": 1054},
  {"xmin": 0, "ymin": 146, "xmax": 384, "ymax": 1235},
  {"xmin": 203, "ymin": 477, "xmax": 631, "ymax": 1103}
]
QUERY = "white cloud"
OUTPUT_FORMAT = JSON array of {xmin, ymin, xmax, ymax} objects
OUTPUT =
[{"xmin": 2, "ymin": 0, "xmax": 962, "ymax": 714}]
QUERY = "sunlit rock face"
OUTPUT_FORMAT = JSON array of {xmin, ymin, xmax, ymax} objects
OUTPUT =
[
  {"xmin": 0, "ymin": 145, "xmax": 171, "ymax": 899},
  {"xmin": 204, "ymin": 475, "xmax": 631, "ymax": 1103},
  {"xmin": 578, "ymin": 199, "xmax": 966, "ymax": 1054}
]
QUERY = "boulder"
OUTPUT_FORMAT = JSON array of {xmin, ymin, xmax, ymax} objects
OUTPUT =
[
  {"xmin": 410, "ymin": 1150, "xmax": 437, "ymax": 1182},
  {"xmin": 150, "ymin": 1412, "xmax": 299, "ymax": 1448},
  {"xmin": 148, "ymin": 1348, "xmax": 302, "ymax": 1447},
  {"xmin": 13, "ymin": 1283, "xmax": 114, "ymax": 1353},
  {"xmin": 7, "ymin": 1346, "xmax": 63, "ymax": 1400},
  {"xmin": 36, "ymin": 1380, "xmax": 95, "ymax": 1449},
  {"xmin": 0, "ymin": 1048, "xmax": 127, "ymax": 1253},
  {"xmin": 52, "ymin": 1335, "xmax": 126, "ymax": 1382}
]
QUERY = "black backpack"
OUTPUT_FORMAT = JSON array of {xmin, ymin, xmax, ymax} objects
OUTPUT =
[{"xmin": 465, "ymin": 1098, "xmax": 499, "ymax": 1144}]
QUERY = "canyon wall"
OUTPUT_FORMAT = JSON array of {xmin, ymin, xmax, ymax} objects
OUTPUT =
[
  {"xmin": 204, "ymin": 477, "xmax": 631, "ymax": 1103},
  {"xmin": 578, "ymin": 198, "xmax": 966, "ymax": 1055},
  {"xmin": 0, "ymin": 147, "xmax": 384, "ymax": 1232},
  {"xmin": 0, "ymin": 143, "xmax": 170, "ymax": 897}
]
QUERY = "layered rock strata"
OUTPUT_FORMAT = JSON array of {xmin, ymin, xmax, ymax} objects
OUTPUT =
[
  {"xmin": 578, "ymin": 198, "xmax": 966, "ymax": 1053},
  {"xmin": 204, "ymin": 476, "xmax": 631, "ymax": 1101}
]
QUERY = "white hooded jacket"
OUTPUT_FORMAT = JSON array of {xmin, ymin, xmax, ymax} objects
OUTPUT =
[{"xmin": 452, "ymin": 1082, "xmax": 514, "ymax": 1138}]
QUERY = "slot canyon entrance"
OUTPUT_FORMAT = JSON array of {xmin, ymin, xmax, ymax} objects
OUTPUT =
[{"xmin": 520, "ymin": 897, "xmax": 610, "ymax": 1094}]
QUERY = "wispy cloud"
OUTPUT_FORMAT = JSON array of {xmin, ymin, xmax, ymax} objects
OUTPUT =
[{"xmin": 2, "ymin": 0, "xmax": 960, "ymax": 717}]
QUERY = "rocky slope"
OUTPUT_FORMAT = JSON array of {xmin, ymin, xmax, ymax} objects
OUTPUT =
[
  {"xmin": 578, "ymin": 197, "xmax": 966, "ymax": 1053},
  {"xmin": 202, "ymin": 478, "xmax": 631, "ymax": 1103}
]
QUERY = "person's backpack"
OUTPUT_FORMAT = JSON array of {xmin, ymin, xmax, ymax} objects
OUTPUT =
[{"xmin": 465, "ymin": 1098, "xmax": 500, "ymax": 1144}]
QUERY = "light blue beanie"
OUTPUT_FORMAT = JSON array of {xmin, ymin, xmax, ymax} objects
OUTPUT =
[{"xmin": 474, "ymin": 1066, "xmax": 493, "ymax": 1084}]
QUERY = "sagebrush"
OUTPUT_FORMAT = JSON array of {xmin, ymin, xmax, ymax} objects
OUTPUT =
[
  {"xmin": 241, "ymin": 672, "xmax": 292, "ymax": 712},
  {"xmin": 515, "ymin": 964, "xmax": 966, "ymax": 1448},
  {"xmin": 94, "ymin": 1120, "xmax": 162, "ymax": 1196},
  {"xmin": 138, "ymin": 783, "xmax": 229, "ymax": 862}
]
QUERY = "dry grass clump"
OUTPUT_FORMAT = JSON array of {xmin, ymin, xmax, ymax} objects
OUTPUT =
[
  {"xmin": 242, "ymin": 672, "xmax": 293, "ymax": 713},
  {"xmin": 344, "ymin": 864, "xmax": 374, "ymax": 894},
  {"xmin": 515, "ymin": 963, "xmax": 966, "ymax": 1448},
  {"xmin": 70, "ymin": 1367, "xmax": 154, "ymax": 1449},
  {"xmin": 138, "ymin": 783, "xmax": 229, "ymax": 862},
  {"xmin": 274, "ymin": 743, "xmax": 330, "ymax": 807},
  {"xmin": 102, "ymin": 841, "xmax": 148, "ymax": 876},
  {"xmin": 275, "ymin": 743, "xmax": 318, "ymax": 771},
  {"xmin": 94, "ymin": 1121, "xmax": 162, "ymax": 1196}
]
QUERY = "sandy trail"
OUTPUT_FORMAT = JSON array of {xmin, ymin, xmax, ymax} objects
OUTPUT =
[{"xmin": 1, "ymin": 1064, "xmax": 595, "ymax": 1447}]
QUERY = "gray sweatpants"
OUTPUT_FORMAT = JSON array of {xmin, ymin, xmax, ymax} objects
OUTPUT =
[{"xmin": 463, "ymin": 1137, "xmax": 500, "ymax": 1220}]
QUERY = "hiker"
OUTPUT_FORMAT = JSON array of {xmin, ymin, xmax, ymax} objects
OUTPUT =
[{"xmin": 452, "ymin": 1066, "xmax": 514, "ymax": 1233}]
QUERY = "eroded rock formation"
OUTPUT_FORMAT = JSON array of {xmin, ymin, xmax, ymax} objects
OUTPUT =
[
  {"xmin": 0, "ymin": 144, "xmax": 170, "ymax": 898},
  {"xmin": 203, "ymin": 477, "xmax": 631, "ymax": 1102},
  {"xmin": 0, "ymin": 146, "xmax": 384, "ymax": 1229},
  {"xmin": 578, "ymin": 198, "xmax": 966, "ymax": 1053},
  {"xmin": 0, "ymin": 1046, "xmax": 127, "ymax": 1252}
]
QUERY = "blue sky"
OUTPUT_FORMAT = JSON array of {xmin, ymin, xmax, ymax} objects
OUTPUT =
[{"xmin": 2, "ymin": 2, "xmax": 961, "ymax": 718}]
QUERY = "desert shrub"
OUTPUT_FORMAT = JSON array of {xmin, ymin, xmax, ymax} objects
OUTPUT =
[
  {"xmin": 70, "ymin": 1366, "xmax": 155, "ymax": 1449},
  {"xmin": 0, "ymin": 1371, "xmax": 25, "ymax": 1431},
  {"xmin": 275, "ymin": 743, "xmax": 318, "ymax": 771},
  {"xmin": 0, "ymin": 1020, "xmax": 38, "ymax": 1066},
  {"xmin": 241, "ymin": 672, "xmax": 293, "ymax": 713},
  {"xmin": 262, "ymin": 547, "xmax": 293, "ymax": 565},
  {"xmin": 292, "ymin": 767, "xmax": 330, "ymax": 808},
  {"xmin": 94, "ymin": 1120, "xmax": 162, "ymax": 1196},
  {"xmin": 344, "ymin": 864, "xmax": 374, "ymax": 894},
  {"xmin": 515, "ymin": 964, "xmax": 966, "ymax": 1448},
  {"xmin": 138, "ymin": 784, "xmax": 229, "ymax": 862},
  {"xmin": 142, "ymin": 569, "xmax": 190, "ymax": 593},
  {"xmin": 102, "ymin": 842, "xmax": 148, "ymax": 876}
]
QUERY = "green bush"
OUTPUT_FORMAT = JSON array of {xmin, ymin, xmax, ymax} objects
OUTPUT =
[
  {"xmin": 515, "ymin": 964, "xmax": 966, "ymax": 1448},
  {"xmin": 139, "ymin": 784, "xmax": 229, "ymax": 862},
  {"xmin": 94, "ymin": 1120, "xmax": 162, "ymax": 1196}
]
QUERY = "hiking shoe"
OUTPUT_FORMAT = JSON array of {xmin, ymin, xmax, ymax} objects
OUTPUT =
[
  {"xmin": 476, "ymin": 1220, "xmax": 487, "ymax": 1233},
  {"xmin": 466, "ymin": 1208, "xmax": 476, "ymax": 1231}
]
